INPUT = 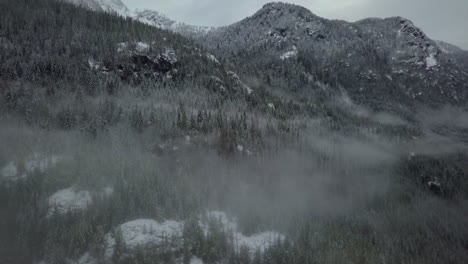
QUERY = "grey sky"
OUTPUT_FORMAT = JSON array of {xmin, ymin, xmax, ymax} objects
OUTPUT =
[{"xmin": 122, "ymin": 0, "xmax": 468, "ymax": 49}]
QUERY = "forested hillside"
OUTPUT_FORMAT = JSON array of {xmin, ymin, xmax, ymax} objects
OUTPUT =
[
  {"xmin": 0, "ymin": 1, "xmax": 467, "ymax": 264},
  {"xmin": 198, "ymin": 3, "xmax": 468, "ymax": 111}
]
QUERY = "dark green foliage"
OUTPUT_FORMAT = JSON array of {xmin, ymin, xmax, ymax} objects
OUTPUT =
[
  {"xmin": 129, "ymin": 106, "xmax": 145, "ymax": 133},
  {"xmin": 399, "ymin": 154, "xmax": 468, "ymax": 198},
  {"xmin": 0, "ymin": 1, "xmax": 467, "ymax": 264}
]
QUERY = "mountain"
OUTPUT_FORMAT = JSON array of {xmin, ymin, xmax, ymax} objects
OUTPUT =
[
  {"xmin": 2, "ymin": 1, "xmax": 468, "ymax": 264},
  {"xmin": 96, "ymin": 0, "xmax": 129, "ymax": 16},
  {"xmin": 63, "ymin": 0, "xmax": 213, "ymax": 36},
  {"xmin": 13, "ymin": 0, "xmax": 468, "ymax": 121},
  {"xmin": 133, "ymin": 9, "xmax": 213, "ymax": 37},
  {"xmin": 197, "ymin": 2, "xmax": 468, "ymax": 111},
  {"xmin": 0, "ymin": 0, "xmax": 244, "ymax": 112},
  {"xmin": 436, "ymin": 40, "xmax": 466, "ymax": 54},
  {"xmin": 435, "ymin": 40, "xmax": 468, "ymax": 71},
  {"xmin": 63, "ymin": 0, "xmax": 129, "ymax": 16}
]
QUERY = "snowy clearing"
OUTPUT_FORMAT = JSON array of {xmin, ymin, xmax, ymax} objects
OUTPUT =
[
  {"xmin": 280, "ymin": 46, "xmax": 298, "ymax": 60},
  {"xmin": 105, "ymin": 219, "xmax": 184, "ymax": 258},
  {"xmin": 136, "ymin": 41, "xmax": 150, "ymax": 53},
  {"xmin": 203, "ymin": 211, "xmax": 284, "ymax": 254},
  {"xmin": 48, "ymin": 186, "xmax": 113, "ymax": 216},
  {"xmin": 207, "ymin": 54, "xmax": 221, "ymax": 65},
  {"xmin": 280, "ymin": 50, "xmax": 298, "ymax": 60},
  {"xmin": 103, "ymin": 210, "xmax": 283, "ymax": 259},
  {"xmin": 426, "ymin": 53, "xmax": 438, "ymax": 69},
  {"xmin": 48, "ymin": 188, "xmax": 92, "ymax": 216}
]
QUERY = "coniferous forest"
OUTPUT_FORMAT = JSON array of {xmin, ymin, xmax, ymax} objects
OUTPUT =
[{"xmin": 1, "ymin": 0, "xmax": 468, "ymax": 263}]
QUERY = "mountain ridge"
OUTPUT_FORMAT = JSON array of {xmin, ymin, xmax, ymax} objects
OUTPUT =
[
  {"xmin": 64, "ymin": 0, "xmax": 467, "ymax": 53},
  {"xmin": 61, "ymin": 0, "xmax": 468, "ymax": 110},
  {"xmin": 194, "ymin": 2, "xmax": 468, "ymax": 109}
]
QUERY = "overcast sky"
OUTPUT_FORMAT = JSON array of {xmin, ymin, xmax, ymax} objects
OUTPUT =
[{"xmin": 122, "ymin": 0, "xmax": 468, "ymax": 49}]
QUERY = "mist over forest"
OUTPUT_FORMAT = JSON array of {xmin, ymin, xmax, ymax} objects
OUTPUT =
[{"xmin": 0, "ymin": 0, "xmax": 467, "ymax": 264}]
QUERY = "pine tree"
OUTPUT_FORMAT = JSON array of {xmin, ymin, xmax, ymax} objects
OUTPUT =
[{"xmin": 129, "ymin": 106, "xmax": 145, "ymax": 133}]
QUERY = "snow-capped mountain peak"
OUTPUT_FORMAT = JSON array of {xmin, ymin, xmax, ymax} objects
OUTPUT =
[
  {"xmin": 63, "ymin": 0, "xmax": 128, "ymax": 16},
  {"xmin": 95, "ymin": 0, "xmax": 129, "ymax": 16},
  {"xmin": 132, "ymin": 9, "xmax": 214, "ymax": 37},
  {"xmin": 63, "ymin": 0, "xmax": 103, "ymax": 11},
  {"xmin": 64, "ymin": 0, "xmax": 213, "ymax": 36},
  {"xmin": 133, "ymin": 9, "xmax": 177, "ymax": 29}
]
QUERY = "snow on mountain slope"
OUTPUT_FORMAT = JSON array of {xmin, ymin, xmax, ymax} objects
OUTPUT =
[
  {"xmin": 435, "ymin": 40, "xmax": 466, "ymax": 54},
  {"xmin": 48, "ymin": 187, "xmax": 93, "ymax": 215},
  {"xmin": 133, "ymin": 9, "xmax": 213, "ymax": 37},
  {"xmin": 104, "ymin": 219, "xmax": 184, "ymax": 258},
  {"xmin": 48, "ymin": 186, "xmax": 113, "ymax": 216},
  {"xmin": 103, "ymin": 211, "xmax": 283, "ymax": 260},
  {"xmin": 62, "ymin": 0, "xmax": 103, "ymax": 11},
  {"xmin": 95, "ymin": 0, "xmax": 129, "ymax": 16},
  {"xmin": 133, "ymin": 9, "xmax": 176, "ymax": 28},
  {"xmin": 61, "ymin": 0, "xmax": 468, "ymax": 107},
  {"xmin": 63, "ymin": 0, "xmax": 129, "ymax": 16},
  {"xmin": 202, "ymin": 211, "xmax": 284, "ymax": 254},
  {"xmin": 64, "ymin": 0, "xmax": 212, "ymax": 36},
  {"xmin": 198, "ymin": 2, "xmax": 468, "ymax": 107}
]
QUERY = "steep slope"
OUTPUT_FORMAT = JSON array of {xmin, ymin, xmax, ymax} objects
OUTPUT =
[
  {"xmin": 0, "ymin": 0, "xmax": 230, "ymax": 88},
  {"xmin": 64, "ymin": 0, "xmax": 213, "ymax": 36},
  {"xmin": 1, "ymin": 2, "xmax": 468, "ymax": 264},
  {"xmin": 436, "ymin": 40, "xmax": 468, "ymax": 71},
  {"xmin": 63, "ymin": 0, "xmax": 129, "ymax": 15},
  {"xmin": 96, "ymin": 0, "xmax": 129, "ymax": 16},
  {"xmin": 436, "ymin": 40, "xmax": 467, "ymax": 54},
  {"xmin": 199, "ymin": 2, "xmax": 468, "ymax": 110},
  {"xmin": 0, "ymin": 0, "xmax": 265, "ymax": 150},
  {"xmin": 61, "ymin": 0, "xmax": 101, "ymax": 10},
  {"xmin": 133, "ymin": 9, "xmax": 213, "ymax": 37}
]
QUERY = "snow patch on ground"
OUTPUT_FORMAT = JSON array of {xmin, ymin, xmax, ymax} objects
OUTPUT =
[
  {"xmin": 189, "ymin": 256, "xmax": 204, "ymax": 264},
  {"xmin": 136, "ymin": 42, "xmax": 150, "ymax": 53},
  {"xmin": 117, "ymin": 42, "xmax": 150, "ymax": 53},
  {"xmin": 280, "ymin": 50, "xmax": 298, "ymax": 60},
  {"xmin": 101, "ymin": 210, "xmax": 282, "ymax": 260},
  {"xmin": 117, "ymin": 42, "xmax": 128, "ymax": 53},
  {"xmin": 48, "ymin": 186, "xmax": 113, "ymax": 216},
  {"xmin": 237, "ymin": 145, "xmax": 244, "ymax": 152},
  {"xmin": 203, "ymin": 211, "xmax": 284, "ymax": 254},
  {"xmin": 236, "ymin": 232, "xmax": 283, "ymax": 253},
  {"xmin": 280, "ymin": 46, "xmax": 298, "ymax": 60},
  {"xmin": 207, "ymin": 54, "xmax": 220, "ymax": 65},
  {"xmin": 48, "ymin": 188, "xmax": 92, "ymax": 216},
  {"xmin": 426, "ymin": 53, "xmax": 438, "ymax": 69},
  {"xmin": 88, "ymin": 58, "xmax": 100, "ymax": 71},
  {"xmin": 105, "ymin": 219, "xmax": 183, "ymax": 258}
]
